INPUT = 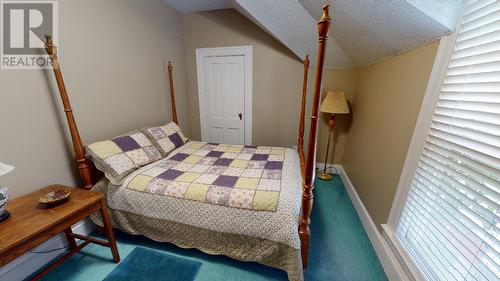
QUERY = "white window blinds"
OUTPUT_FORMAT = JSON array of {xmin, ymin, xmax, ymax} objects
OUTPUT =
[{"xmin": 395, "ymin": 1, "xmax": 500, "ymax": 281}]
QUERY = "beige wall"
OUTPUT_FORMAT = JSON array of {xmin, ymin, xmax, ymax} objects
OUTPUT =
[
  {"xmin": 181, "ymin": 9, "xmax": 359, "ymax": 165},
  {"xmin": 0, "ymin": 2, "xmax": 439, "ymax": 236},
  {"xmin": 341, "ymin": 42, "xmax": 439, "ymax": 231},
  {"xmin": 182, "ymin": 10, "xmax": 307, "ymax": 147},
  {"xmin": 0, "ymin": 0, "xmax": 190, "ymax": 198}
]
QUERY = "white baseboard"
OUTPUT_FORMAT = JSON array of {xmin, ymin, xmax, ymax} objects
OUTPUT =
[
  {"xmin": 0, "ymin": 218, "xmax": 95, "ymax": 281},
  {"xmin": 317, "ymin": 163, "xmax": 409, "ymax": 281}
]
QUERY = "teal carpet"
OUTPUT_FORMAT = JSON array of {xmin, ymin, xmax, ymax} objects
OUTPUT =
[
  {"xmin": 103, "ymin": 247, "xmax": 201, "ymax": 281},
  {"xmin": 40, "ymin": 176, "xmax": 387, "ymax": 281}
]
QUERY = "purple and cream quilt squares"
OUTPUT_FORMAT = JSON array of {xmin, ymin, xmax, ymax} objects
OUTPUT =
[
  {"xmin": 184, "ymin": 183, "xmax": 211, "ymax": 202},
  {"xmin": 198, "ymin": 156, "xmax": 218, "ymax": 165},
  {"xmin": 202, "ymin": 143, "xmax": 219, "ymax": 151},
  {"xmin": 241, "ymin": 168, "xmax": 263, "ymax": 178},
  {"xmin": 212, "ymin": 175, "xmax": 239, "ymax": 187},
  {"xmin": 144, "ymin": 178, "xmax": 171, "ymax": 195},
  {"xmin": 257, "ymin": 179, "xmax": 281, "ymax": 191},
  {"xmin": 222, "ymin": 167, "xmax": 244, "ymax": 177},
  {"xmin": 247, "ymin": 160, "xmax": 267, "ymax": 169},
  {"xmin": 169, "ymin": 152, "xmax": 189, "ymax": 162},
  {"xmin": 125, "ymin": 141, "xmax": 286, "ymax": 212},
  {"xmin": 206, "ymin": 165, "xmax": 228, "ymax": 175},
  {"xmin": 193, "ymin": 148, "xmax": 211, "ymax": 157},
  {"xmin": 173, "ymin": 162, "xmax": 194, "ymax": 172},
  {"xmin": 164, "ymin": 181, "xmax": 190, "ymax": 198},
  {"xmin": 194, "ymin": 174, "xmax": 219, "ymax": 185},
  {"xmin": 175, "ymin": 172, "xmax": 202, "ymax": 183},
  {"xmin": 235, "ymin": 153, "xmax": 252, "ymax": 160},
  {"xmin": 230, "ymin": 159, "xmax": 249, "ymax": 169},
  {"xmin": 143, "ymin": 122, "xmax": 188, "ymax": 156},
  {"xmin": 253, "ymin": 191, "xmax": 280, "ymax": 211},
  {"xmin": 127, "ymin": 174, "xmax": 156, "ymax": 192},
  {"xmin": 255, "ymin": 147, "xmax": 272, "ymax": 154},
  {"xmin": 158, "ymin": 168, "xmax": 183, "ymax": 181},
  {"xmin": 157, "ymin": 160, "xmax": 178, "ymax": 170},
  {"xmin": 212, "ymin": 143, "xmax": 230, "ymax": 152},
  {"xmin": 206, "ymin": 185, "xmax": 232, "ymax": 205},
  {"xmin": 234, "ymin": 177, "xmax": 260, "ymax": 189},
  {"xmin": 189, "ymin": 164, "xmax": 211, "ymax": 174},
  {"xmin": 142, "ymin": 166, "xmax": 169, "ymax": 178},
  {"xmin": 185, "ymin": 141, "xmax": 206, "ymax": 150},
  {"xmin": 241, "ymin": 145, "xmax": 257, "ymax": 154},
  {"xmin": 213, "ymin": 157, "xmax": 233, "ymax": 167},
  {"xmin": 228, "ymin": 188, "xmax": 255, "ymax": 209},
  {"xmin": 221, "ymin": 152, "xmax": 238, "ymax": 159},
  {"xmin": 87, "ymin": 132, "xmax": 162, "ymax": 184}
]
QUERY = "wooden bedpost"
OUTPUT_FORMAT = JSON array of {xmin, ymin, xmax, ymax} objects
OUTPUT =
[
  {"xmin": 298, "ymin": 55, "xmax": 309, "ymax": 177},
  {"xmin": 44, "ymin": 35, "xmax": 94, "ymax": 189},
  {"xmin": 299, "ymin": 5, "xmax": 331, "ymax": 270},
  {"xmin": 167, "ymin": 61, "xmax": 178, "ymax": 124}
]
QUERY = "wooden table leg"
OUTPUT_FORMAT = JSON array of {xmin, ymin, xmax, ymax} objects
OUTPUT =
[
  {"xmin": 99, "ymin": 199, "xmax": 120, "ymax": 263},
  {"xmin": 95, "ymin": 225, "xmax": 105, "ymax": 235},
  {"xmin": 64, "ymin": 227, "xmax": 78, "ymax": 250}
]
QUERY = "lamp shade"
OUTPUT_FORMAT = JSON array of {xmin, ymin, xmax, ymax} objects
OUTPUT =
[
  {"xmin": 320, "ymin": 91, "xmax": 350, "ymax": 114},
  {"xmin": 0, "ymin": 162, "xmax": 14, "ymax": 177}
]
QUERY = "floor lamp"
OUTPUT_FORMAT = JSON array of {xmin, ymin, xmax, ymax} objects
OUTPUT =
[{"xmin": 317, "ymin": 91, "xmax": 350, "ymax": 181}]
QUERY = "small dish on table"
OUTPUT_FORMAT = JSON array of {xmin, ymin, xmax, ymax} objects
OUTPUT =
[{"xmin": 38, "ymin": 189, "xmax": 71, "ymax": 208}]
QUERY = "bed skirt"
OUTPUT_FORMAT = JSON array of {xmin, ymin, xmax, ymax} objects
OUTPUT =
[{"xmin": 91, "ymin": 207, "xmax": 303, "ymax": 281}]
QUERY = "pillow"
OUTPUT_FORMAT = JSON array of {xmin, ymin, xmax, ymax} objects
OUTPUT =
[
  {"xmin": 87, "ymin": 131, "xmax": 162, "ymax": 185},
  {"xmin": 143, "ymin": 122, "xmax": 188, "ymax": 156}
]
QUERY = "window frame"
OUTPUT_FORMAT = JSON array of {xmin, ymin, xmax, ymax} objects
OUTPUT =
[
  {"xmin": 384, "ymin": 33, "xmax": 457, "ymax": 230},
  {"xmin": 381, "ymin": 4, "xmax": 471, "ymax": 279}
]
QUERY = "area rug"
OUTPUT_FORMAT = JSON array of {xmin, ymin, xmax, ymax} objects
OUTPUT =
[{"xmin": 103, "ymin": 247, "xmax": 201, "ymax": 281}]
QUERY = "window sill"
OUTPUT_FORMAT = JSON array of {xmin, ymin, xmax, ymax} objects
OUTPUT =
[{"xmin": 382, "ymin": 224, "xmax": 426, "ymax": 281}]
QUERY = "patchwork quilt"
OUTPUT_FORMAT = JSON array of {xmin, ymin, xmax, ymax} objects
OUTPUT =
[
  {"xmin": 143, "ymin": 122, "xmax": 188, "ymax": 156},
  {"xmin": 87, "ymin": 131, "xmax": 162, "ymax": 185},
  {"xmin": 126, "ymin": 141, "xmax": 286, "ymax": 211}
]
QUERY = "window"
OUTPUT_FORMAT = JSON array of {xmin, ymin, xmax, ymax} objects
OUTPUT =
[{"xmin": 387, "ymin": 1, "xmax": 500, "ymax": 281}]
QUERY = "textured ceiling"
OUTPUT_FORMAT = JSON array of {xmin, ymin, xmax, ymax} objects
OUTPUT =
[
  {"xmin": 406, "ymin": 0, "xmax": 463, "ymax": 30},
  {"xmin": 162, "ymin": 0, "xmax": 231, "ymax": 14},
  {"xmin": 233, "ymin": 0, "xmax": 354, "ymax": 68},
  {"xmin": 299, "ymin": 0, "xmax": 461, "ymax": 66},
  {"xmin": 163, "ymin": 0, "xmax": 463, "ymax": 68}
]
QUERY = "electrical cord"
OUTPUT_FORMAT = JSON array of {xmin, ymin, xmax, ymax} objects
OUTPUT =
[
  {"xmin": 327, "ymin": 165, "xmax": 338, "ymax": 175},
  {"xmin": 315, "ymin": 164, "xmax": 338, "ymax": 176},
  {"xmin": 315, "ymin": 165, "xmax": 343, "ymax": 202}
]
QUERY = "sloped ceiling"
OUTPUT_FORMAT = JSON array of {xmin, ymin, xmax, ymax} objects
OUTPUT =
[
  {"xmin": 299, "ymin": 0, "xmax": 462, "ymax": 66},
  {"xmin": 163, "ymin": 0, "xmax": 232, "ymax": 13},
  {"xmin": 233, "ymin": 0, "xmax": 354, "ymax": 68},
  {"xmin": 163, "ymin": 0, "xmax": 463, "ymax": 68}
]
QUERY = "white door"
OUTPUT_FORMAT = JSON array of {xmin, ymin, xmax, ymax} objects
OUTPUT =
[{"xmin": 197, "ymin": 47, "xmax": 252, "ymax": 145}]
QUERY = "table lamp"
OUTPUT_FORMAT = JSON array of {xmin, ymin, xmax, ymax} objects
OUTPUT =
[
  {"xmin": 317, "ymin": 91, "xmax": 350, "ymax": 180},
  {"xmin": 0, "ymin": 162, "xmax": 14, "ymax": 221}
]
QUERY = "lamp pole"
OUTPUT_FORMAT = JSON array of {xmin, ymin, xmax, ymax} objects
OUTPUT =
[{"xmin": 318, "ymin": 114, "xmax": 335, "ymax": 180}]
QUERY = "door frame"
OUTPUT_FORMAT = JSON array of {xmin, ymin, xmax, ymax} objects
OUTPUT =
[{"xmin": 195, "ymin": 46, "xmax": 253, "ymax": 145}]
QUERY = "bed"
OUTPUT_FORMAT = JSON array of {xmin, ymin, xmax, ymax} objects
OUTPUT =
[
  {"xmin": 90, "ymin": 141, "xmax": 304, "ymax": 279},
  {"xmin": 44, "ymin": 5, "xmax": 332, "ymax": 281}
]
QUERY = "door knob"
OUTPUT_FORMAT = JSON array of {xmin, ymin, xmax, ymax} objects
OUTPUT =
[{"xmin": 239, "ymin": 113, "xmax": 242, "ymax": 120}]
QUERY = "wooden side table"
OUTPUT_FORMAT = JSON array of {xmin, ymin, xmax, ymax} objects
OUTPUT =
[{"xmin": 0, "ymin": 185, "xmax": 120, "ymax": 280}]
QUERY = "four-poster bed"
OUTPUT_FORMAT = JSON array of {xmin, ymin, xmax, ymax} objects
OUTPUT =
[{"xmin": 44, "ymin": 5, "xmax": 331, "ymax": 280}]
